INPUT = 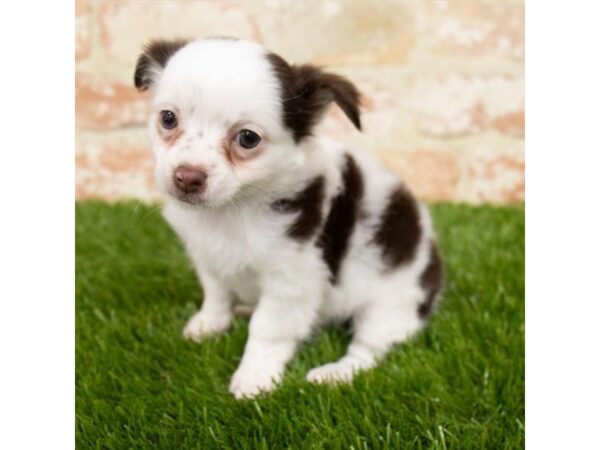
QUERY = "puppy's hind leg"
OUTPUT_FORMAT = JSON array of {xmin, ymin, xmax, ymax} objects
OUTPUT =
[{"xmin": 306, "ymin": 295, "xmax": 424, "ymax": 384}]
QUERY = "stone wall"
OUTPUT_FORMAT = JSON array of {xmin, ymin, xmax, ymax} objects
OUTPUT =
[{"xmin": 76, "ymin": 0, "xmax": 524, "ymax": 204}]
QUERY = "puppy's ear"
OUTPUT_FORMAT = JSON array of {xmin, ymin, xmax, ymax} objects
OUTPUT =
[
  {"xmin": 267, "ymin": 53, "xmax": 362, "ymax": 142},
  {"xmin": 134, "ymin": 39, "xmax": 189, "ymax": 91}
]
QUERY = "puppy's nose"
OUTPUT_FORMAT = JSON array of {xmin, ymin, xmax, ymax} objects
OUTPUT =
[{"xmin": 173, "ymin": 166, "xmax": 207, "ymax": 194}]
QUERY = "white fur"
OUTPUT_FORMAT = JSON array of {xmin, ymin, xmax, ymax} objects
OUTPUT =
[{"xmin": 142, "ymin": 39, "xmax": 438, "ymax": 398}]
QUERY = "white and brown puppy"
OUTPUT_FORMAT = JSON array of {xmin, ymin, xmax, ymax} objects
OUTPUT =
[{"xmin": 134, "ymin": 37, "xmax": 442, "ymax": 399}]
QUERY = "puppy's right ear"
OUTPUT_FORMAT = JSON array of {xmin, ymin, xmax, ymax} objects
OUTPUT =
[{"xmin": 134, "ymin": 39, "xmax": 189, "ymax": 91}]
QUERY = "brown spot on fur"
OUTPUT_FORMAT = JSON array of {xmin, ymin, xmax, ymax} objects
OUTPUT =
[
  {"xmin": 373, "ymin": 185, "xmax": 422, "ymax": 267},
  {"xmin": 418, "ymin": 242, "xmax": 443, "ymax": 319},
  {"xmin": 317, "ymin": 154, "xmax": 364, "ymax": 284},
  {"xmin": 267, "ymin": 52, "xmax": 362, "ymax": 142},
  {"xmin": 272, "ymin": 176, "xmax": 325, "ymax": 241},
  {"xmin": 134, "ymin": 39, "xmax": 189, "ymax": 91}
]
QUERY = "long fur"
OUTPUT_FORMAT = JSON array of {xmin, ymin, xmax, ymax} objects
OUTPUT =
[{"xmin": 135, "ymin": 38, "xmax": 443, "ymax": 398}]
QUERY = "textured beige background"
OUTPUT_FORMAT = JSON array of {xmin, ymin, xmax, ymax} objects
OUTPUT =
[{"xmin": 76, "ymin": 0, "xmax": 524, "ymax": 204}]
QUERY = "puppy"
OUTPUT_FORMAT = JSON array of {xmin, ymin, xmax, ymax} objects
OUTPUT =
[{"xmin": 134, "ymin": 38, "xmax": 442, "ymax": 399}]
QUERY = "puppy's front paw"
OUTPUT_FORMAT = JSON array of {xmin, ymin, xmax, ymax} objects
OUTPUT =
[
  {"xmin": 306, "ymin": 361, "xmax": 358, "ymax": 384},
  {"xmin": 229, "ymin": 365, "xmax": 282, "ymax": 399},
  {"xmin": 182, "ymin": 311, "xmax": 231, "ymax": 342}
]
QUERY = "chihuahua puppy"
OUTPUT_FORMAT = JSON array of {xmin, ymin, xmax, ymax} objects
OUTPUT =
[{"xmin": 134, "ymin": 38, "xmax": 442, "ymax": 399}]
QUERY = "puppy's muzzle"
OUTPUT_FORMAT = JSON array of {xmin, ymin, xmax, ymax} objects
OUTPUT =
[{"xmin": 174, "ymin": 165, "xmax": 207, "ymax": 194}]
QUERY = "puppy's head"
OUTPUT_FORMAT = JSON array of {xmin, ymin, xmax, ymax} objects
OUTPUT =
[{"xmin": 134, "ymin": 38, "xmax": 361, "ymax": 207}]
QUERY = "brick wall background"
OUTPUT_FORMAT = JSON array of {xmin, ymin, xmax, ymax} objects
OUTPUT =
[{"xmin": 75, "ymin": 0, "xmax": 524, "ymax": 204}]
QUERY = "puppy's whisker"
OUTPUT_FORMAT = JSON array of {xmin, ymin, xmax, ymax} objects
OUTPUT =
[
  {"xmin": 140, "ymin": 204, "xmax": 163, "ymax": 222},
  {"xmin": 130, "ymin": 202, "xmax": 162, "ymax": 226},
  {"xmin": 234, "ymin": 183, "xmax": 278, "ymax": 204},
  {"xmin": 131, "ymin": 201, "xmax": 142, "ymax": 218},
  {"xmin": 243, "ymin": 184, "xmax": 275, "ymax": 198}
]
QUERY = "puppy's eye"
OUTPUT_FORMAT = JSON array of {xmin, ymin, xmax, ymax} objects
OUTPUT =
[
  {"xmin": 236, "ymin": 129, "xmax": 261, "ymax": 149},
  {"xmin": 160, "ymin": 110, "xmax": 178, "ymax": 130}
]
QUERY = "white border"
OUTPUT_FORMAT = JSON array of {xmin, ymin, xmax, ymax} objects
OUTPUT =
[
  {"xmin": 0, "ymin": 1, "xmax": 74, "ymax": 449},
  {"xmin": 1, "ymin": 1, "xmax": 600, "ymax": 448},
  {"xmin": 527, "ymin": 2, "xmax": 600, "ymax": 448}
]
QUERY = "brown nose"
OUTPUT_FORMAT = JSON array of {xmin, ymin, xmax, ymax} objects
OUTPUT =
[{"xmin": 173, "ymin": 166, "xmax": 207, "ymax": 194}]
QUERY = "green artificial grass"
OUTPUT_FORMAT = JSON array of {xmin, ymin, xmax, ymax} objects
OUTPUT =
[{"xmin": 76, "ymin": 201, "xmax": 524, "ymax": 449}]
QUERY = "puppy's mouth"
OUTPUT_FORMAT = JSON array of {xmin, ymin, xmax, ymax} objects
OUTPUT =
[
  {"xmin": 170, "ymin": 189, "xmax": 207, "ymax": 206},
  {"xmin": 169, "ymin": 186, "xmax": 231, "ymax": 209}
]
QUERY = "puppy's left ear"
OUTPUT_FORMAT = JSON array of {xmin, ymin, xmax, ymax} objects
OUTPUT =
[
  {"xmin": 134, "ymin": 39, "xmax": 189, "ymax": 91},
  {"xmin": 268, "ymin": 53, "xmax": 362, "ymax": 142}
]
